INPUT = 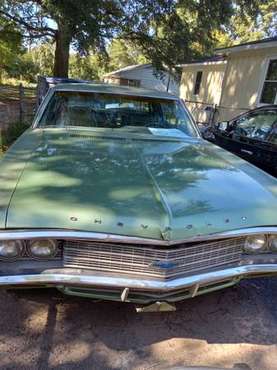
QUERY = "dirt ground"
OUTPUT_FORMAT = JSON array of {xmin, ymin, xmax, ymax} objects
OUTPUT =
[{"xmin": 0, "ymin": 277, "xmax": 276, "ymax": 370}]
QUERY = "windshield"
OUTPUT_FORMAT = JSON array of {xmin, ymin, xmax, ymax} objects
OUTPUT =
[{"xmin": 38, "ymin": 91, "xmax": 198, "ymax": 138}]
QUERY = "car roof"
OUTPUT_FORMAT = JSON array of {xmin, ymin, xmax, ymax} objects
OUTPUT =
[
  {"xmin": 230, "ymin": 104, "xmax": 277, "ymax": 121},
  {"xmin": 251, "ymin": 104, "xmax": 277, "ymax": 111},
  {"xmin": 52, "ymin": 83, "xmax": 179, "ymax": 100}
]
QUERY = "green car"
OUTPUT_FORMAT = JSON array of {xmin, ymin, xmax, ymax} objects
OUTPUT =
[{"xmin": 0, "ymin": 83, "xmax": 276, "ymax": 306}]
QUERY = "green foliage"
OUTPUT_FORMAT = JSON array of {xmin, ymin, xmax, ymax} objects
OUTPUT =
[
  {"xmin": 117, "ymin": 0, "xmax": 264, "ymax": 74},
  {"xmin": 0, "ymin": 0, "xmax": 275, "ymax": 81},
  {"xmin": 68, "ymin": 39, "xmax": 149, "ymax": 80},
  {"xmin": 69, "ymin": 54, "xmax": 104, "ymax": 81},
  {"xmin": 4, "ymin": 52, "xmax": 37, "ymax": 82},
  {"xmin": 2, "ymin": 42, "xmax": 55, "ymax": 83},
  {"xmin": 0, "ymin": 121, "xmax": 29, "ymax": 152},
  {"xmin": 0, "ymin": 14, "xmax": 22, "ymax": 81},
  {"xmin": 0, "ymin": 0, "xmax": 126, "ymax": 76},
  {"xmin": 107, "ymin": 39, "xmax": 149, "ymax": 71},
  {"xmin": 215, "ymin": 0, "xmax": 277, "ymax": 47},
  {"xmin": 27, "ymin": 42, "xmax": 55, "ymax": 77}
]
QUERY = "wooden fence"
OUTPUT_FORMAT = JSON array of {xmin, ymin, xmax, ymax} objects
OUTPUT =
[{"xmin": 0, "ymin": 84, "xmax": 36, "ymax": 130}]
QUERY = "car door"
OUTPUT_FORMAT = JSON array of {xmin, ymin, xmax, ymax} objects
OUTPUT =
[
  {"xmin": 212, "ymin": 111, "xmax": 256, "ymax": 155},
  {"xmin": 231, "ymin": 109, "xmax": 277, "ymax": 172},
  {"xmin": 266, "ymin": 122, "xmax": 277, "ymax": 176},
  {"xmin": 213, "ymin": 108, "xmax": 277, "ymax": 175}
]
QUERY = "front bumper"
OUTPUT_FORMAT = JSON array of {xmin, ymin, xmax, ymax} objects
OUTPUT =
[
  {"xmin": 1, "ymin": 227, "xmax": 277, "ymax": 303},
  {"xmin": 1, "ymin": 263, "xmax": 277, "ymax": 303}
]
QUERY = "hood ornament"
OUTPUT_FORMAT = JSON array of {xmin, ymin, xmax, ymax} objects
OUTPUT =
[{"xmin": 161, "ymin": 226, "xmax": 172, "ymax": 241}]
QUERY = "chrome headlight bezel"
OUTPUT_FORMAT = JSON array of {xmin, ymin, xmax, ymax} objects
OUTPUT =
[
  {"xmin": 0, "ymin": 240, "xmax": 24, "ymax": 259},
  {"xmin": 27, "ymin": 239, "xmax": 58, "ymax": 259},
  {"xmin": 243, "ymin": 234, "xmax": 267, "ymax": 254}
]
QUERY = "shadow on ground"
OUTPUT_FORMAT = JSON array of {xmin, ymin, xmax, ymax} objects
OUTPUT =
[{"xmin": 0, "ymin": 278, "xmax": 276, "ymax": 370}]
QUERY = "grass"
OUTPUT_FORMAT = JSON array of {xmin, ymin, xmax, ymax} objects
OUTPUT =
[{"xmin": 0, "ymin": 77, "xmax": 36, "ymax": 88}]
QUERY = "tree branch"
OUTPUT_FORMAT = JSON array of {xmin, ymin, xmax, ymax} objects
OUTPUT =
[
  {"xmin": 22, "ymin": 32, "xmax": 55, "ymax": 39},
  {"xmin": 0, "ymin": 9, "xmax": 56, "ymax": 36}
]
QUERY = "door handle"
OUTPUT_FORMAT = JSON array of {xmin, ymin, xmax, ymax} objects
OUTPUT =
[{"xmin": 240, "ymin": 149, "xmax": 253, "ymax": 155}]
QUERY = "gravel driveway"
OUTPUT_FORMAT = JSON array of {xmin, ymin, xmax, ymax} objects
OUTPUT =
[{"xmin": 0, "ymin": 278, "xmax": 276, "ymax": 370}]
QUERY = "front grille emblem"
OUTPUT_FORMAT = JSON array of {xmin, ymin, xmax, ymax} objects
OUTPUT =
[{"xmin": 150, "ymin": 260, "xmax": 178, "ymax": 269}]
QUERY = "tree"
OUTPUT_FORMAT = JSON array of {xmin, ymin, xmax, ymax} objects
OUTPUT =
[
  {"xmin": 28, "ymin": 42, "xmax": 55, "ymax": 77},
  {"xmin": 68, "ymin": 40, "xmax": 148, "ymax": 80},
  {"xmin": 0, "ymin": 0, "xmax": 267, "ymax": 79},
  {"xmin": 70, "ymin": 1, "xmax": 276, "ymax": 80},
  {"xmin": 107, "ymin": 38, "xmax": 149, "ymax": 71},
  {"xmin": 0, "ymin": 14, "xmax": 22, "ymax": 79},
  {"xmin": 215, "ymin": 0, "xmax": 277, "ymax": 47},
  {"xmin": 119, "ymin": 0, "xmax": 267, "ymax": 76},
  {"xmin": 14, "ymin": 42, "xmax": 55, "ymax": 82},
  {"xmin": 69, "ymin": 54, "xmax": 104, "ymax": 81},
  {"xmin": 0, "ymin": 0, "xmax": 125, "ymax": 77}
]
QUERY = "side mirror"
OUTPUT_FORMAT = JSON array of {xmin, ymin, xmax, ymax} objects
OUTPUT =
[
  {"xmin": 197, "ymin": 122, "xmax": 208, "ymax": 134},
  {"xmin": 202, "ymin": 127, "xmax": 215, "ymax": 141}
]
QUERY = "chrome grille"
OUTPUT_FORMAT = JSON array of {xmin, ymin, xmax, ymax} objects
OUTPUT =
[{"xmin": 63, "ymin": 237, "xmax": 244, "ymax": 280}]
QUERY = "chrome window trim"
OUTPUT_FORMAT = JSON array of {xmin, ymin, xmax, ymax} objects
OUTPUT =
[
  {"xmin": 32, "ymin": 87, "xmax": 54, "ymax": 128},
  {"xmin": 0, "ymin": 227, "xmax": 276, "ymax": 245}
]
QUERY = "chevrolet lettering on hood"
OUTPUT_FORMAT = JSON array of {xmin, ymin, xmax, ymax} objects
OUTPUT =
[{"xmin": 0, "ymin": 83, "xmax": 276, "ymax": 307}]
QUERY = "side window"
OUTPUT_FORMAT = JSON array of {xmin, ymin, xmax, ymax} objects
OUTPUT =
[
  {"xmin": 260, "ymin": 59, "xmax": 277, "ymax": 104},
  {"xmin": 194, "ymin": 71, "xmax": 202, "ymax": 95},
  {"xmin": 234, "ymin": 110, "xmax": 277, "ymax": 141},
  {"xmin": 233, "ymin": 114, "xmax": 254, "ymax": 137},
  {"xmin": 161, "ymin": 101, "xmax": 187, "ymax": 126},
  {"xmin": 40, "ymin": 93, "xmax": 69, "ymax": 127}
]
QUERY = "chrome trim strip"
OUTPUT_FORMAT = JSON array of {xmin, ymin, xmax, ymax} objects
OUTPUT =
[
  {"xmin": 0, "ymin": 227, "xmax": 276, "ymax": 245},
  {"xmin": 0, "ymin": 264, "xmax": 276, "ymax": 291}
]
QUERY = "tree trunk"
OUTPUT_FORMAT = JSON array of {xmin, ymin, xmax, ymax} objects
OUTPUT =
[{"xmin": 53, "ymin": 23, "xmax": 71, "ymax": 78}]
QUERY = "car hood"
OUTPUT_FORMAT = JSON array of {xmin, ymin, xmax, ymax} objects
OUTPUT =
[{"xmin": 3, "ymin": 128, "xmax": 277, "ymax": 241}]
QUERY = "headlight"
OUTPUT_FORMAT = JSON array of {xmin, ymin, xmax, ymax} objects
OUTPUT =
[
  {"xmin": 0, "ymin": 240, "xmax": 24, "ymax": 258},
  {"xmin": 244, "ymin": 235, "xmax": 267, "ymax": 253},
  {"xmin": 29, "ymin": 239, "xmax": 57, "ymax": 258},
  {"xmin": 268, "ymin": 235, "xmax": 277, "ymax": 252}
]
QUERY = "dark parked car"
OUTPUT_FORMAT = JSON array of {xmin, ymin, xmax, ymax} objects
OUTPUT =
[{"xmin": 203, "ymin": 105, "xmax": 277, "ymax": 177}]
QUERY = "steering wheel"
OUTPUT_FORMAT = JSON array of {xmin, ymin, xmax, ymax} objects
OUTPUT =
[{"xmin": 234, "ymin": 127, "xmax": 248, "ymax": 137}]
